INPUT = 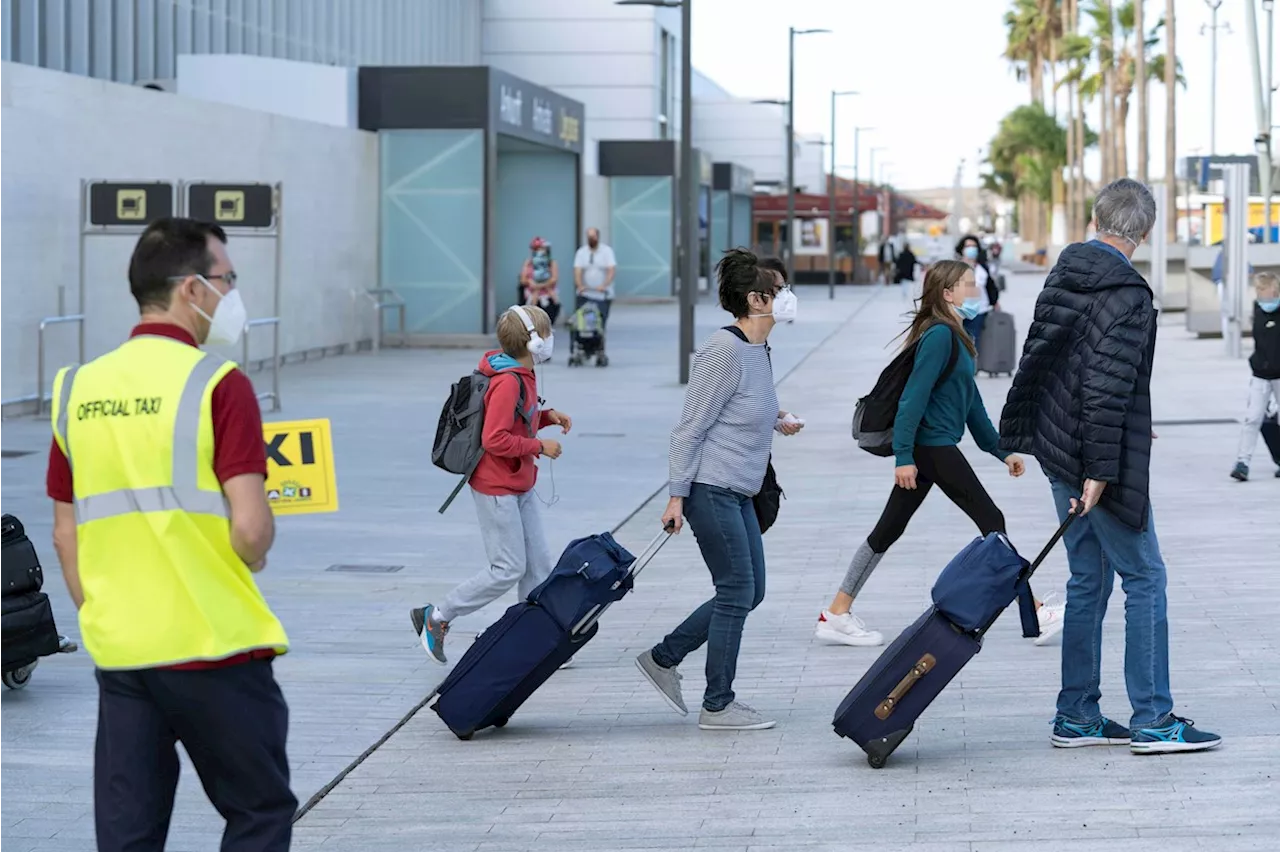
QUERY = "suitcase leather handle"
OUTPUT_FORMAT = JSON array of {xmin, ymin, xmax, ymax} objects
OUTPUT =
[{"xmin": 874, "ymin": 653, "xmax": 936, "ymax": 720}]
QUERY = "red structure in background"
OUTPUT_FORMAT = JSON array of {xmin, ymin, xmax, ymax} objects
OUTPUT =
[{"xmin": 750, "ymin": 179, "xmax": 946, "ymax": 282}]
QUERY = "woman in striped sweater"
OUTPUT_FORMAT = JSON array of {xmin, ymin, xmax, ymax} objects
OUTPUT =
[{"xmin": 634, "ymin": 250, "xmax": 802, "ymax": 732}]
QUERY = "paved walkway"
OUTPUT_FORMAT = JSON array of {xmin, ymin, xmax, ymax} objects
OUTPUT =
[{"xmin": 4, "ymin": 271, "xmax": 1279, "ymax": 851}]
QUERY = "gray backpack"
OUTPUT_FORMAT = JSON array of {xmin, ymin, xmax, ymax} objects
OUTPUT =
[{"xmin": 432, "ymin": 371, "xmax": 532, "ymax": 513}]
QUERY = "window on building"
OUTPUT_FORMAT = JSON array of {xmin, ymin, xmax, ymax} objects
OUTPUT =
[{"xmin": 659, "ymin": 29, "xmax": 671, "ymax": 139}]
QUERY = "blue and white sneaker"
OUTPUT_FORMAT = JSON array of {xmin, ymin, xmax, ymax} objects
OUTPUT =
[
  {"xmin": 1130, "ymin": 714, "xmax": 1222, "ymax": 754},
  {"xmin": 410, "ymin": 604, "xmax": 449, "ymax": 665},
  {"xmin": 1051, "ymin": 715, "xmax": 1131, "ymax": 748}
]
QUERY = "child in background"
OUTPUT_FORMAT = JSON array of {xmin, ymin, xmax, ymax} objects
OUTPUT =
[
  {"xmin": 411, "ymin": 305, "xmax": 573, "ymax": 663},
  {"xmin": 1231, "ymin": 272, "xmax": 1280, "ymax": 482}
]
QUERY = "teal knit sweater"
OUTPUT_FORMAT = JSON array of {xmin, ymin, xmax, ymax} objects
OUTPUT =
[{"xmin": 892, "ymin": 324, "xmax": 1009, "ymax": 467}]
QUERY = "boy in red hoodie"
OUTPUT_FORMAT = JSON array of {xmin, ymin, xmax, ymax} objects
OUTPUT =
[{"xmin": 411, "ymin": 305, "xmax": 572, "ymax": 664}]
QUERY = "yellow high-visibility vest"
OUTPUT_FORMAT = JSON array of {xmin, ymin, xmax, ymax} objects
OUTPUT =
[{"xmin": 50, "ymin": 335, "xmax": 288, "ymax": 669}]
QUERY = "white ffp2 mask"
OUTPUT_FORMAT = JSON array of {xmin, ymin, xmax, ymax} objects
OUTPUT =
[{"xmin": 193, "ymin": 276, "xmax": 248, "ymax": 346}]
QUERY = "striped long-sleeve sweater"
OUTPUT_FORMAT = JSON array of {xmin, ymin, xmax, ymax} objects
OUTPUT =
[{"xmin": 668, "ymin": 329, "xmax": 779, "ymax": 498}]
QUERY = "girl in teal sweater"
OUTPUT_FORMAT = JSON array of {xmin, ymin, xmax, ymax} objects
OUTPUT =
[{"xmin": 814, "ymin": 261, "xmax": 1061, "ymax": 647}]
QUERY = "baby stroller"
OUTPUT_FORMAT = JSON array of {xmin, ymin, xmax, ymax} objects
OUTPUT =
[
  {"xmin": 2, "ymin": 513, "xmax": 78, "ymax": 690},
  {"xmin": 568, "ymin": 301, "xmax": 607, "ymax": 367}
]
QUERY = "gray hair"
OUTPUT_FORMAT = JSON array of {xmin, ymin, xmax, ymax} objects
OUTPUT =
[{"xmin": 1093, "ymin": 178, "xmax": 1157, "ymax": 246}]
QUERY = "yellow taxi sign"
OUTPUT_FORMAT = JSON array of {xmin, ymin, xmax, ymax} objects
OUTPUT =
[{"xmin": 263, "ymin": 418, "xmax": 339, "ymax": 515}]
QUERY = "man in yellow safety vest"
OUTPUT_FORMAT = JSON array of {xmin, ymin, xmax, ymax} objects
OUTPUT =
[{"xmin": 47, "ymin": 217, "xmax": 295, "ymax": 850}]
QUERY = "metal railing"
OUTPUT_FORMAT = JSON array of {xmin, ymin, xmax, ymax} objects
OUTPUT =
[
  {"xmin": 365, "ymin": 288, "xmax": 406, "ymax": 351},
  {"xmin": 243, "ymin": 317, "xmax": 281, "ymax": 412},
  {"xmin": 36, "ymin": 314, "xmax": 86, "ymax": 417}
]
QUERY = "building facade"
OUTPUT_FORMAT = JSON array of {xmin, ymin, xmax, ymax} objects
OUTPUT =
[{"xmin": 1, "ymin": 0, "xmax": 481, "ymax": 86}]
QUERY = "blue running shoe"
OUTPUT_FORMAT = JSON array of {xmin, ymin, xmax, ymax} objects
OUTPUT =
[
  {"xmin": 410, "ymin": 604, "xmax": 449, "ymax": 665},
  {"xmin": 1130, "ymin": 714, "xmax": 1222, "ymax": 754},
  {"xmin": 1051, "ymin": 716, "xmax": 1131, "ymax": 748}
]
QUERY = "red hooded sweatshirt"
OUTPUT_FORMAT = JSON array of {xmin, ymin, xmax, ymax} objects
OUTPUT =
[{"xmin": 469, "ymin": 351, "xmax": 554, "ymax": 497}]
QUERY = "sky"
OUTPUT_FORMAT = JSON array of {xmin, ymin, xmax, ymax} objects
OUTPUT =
[{"xmin": 690, "ymin": 0, "xmax": 1275, "ymax": 190}]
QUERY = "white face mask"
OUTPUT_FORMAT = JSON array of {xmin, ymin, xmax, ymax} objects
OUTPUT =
[
  {"xmin": 771, "ymin": 288, "xmax": 798, "ymax": 323},
  {"xmin": 529, "ymin": 332, "xmax": 555, "ymax": 364},
  {"xmin": 192, "ymin": 276, "xmax": 247, "ymax": 346}
]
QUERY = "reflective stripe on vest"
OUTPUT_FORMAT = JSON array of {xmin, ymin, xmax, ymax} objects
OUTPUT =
[{"xmin": 63, "ymin": 352, "xmax": 231, "ymax": 524}]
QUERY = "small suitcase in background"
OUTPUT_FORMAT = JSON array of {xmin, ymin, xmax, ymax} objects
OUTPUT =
[
  {"xmin": 832, "ymin": 511, "xmax": 1077, "ymax": 769},
  {"xmin": 977, "ymin": 310, "xmax": 1018, "ymax": 376},
  {"xmin": 1, "ymin": 513, "xmax": 71, "ymax": 689},
  {"xmin": 431, "ymin": 526, "xmax": 673, "ymax": 740},
  {"xmin": 1261, "ymin": 411, "xmax": 1280, "ymax": 467}
]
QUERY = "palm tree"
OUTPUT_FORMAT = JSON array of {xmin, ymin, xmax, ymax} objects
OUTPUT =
[
  {"xmin": 1135, "ymin": 0, "xmax": 1147, "ymax": 182},
  {"xmin": 1114, "ymin": 9, "xmax": 1185, "ymax": 181},
  {"xmin": 1083, "ymin": 0, "xmax": 1117, "ymax": 183},
  {"xmin": 1164, "ymin": 0, "xmax": 1176, "ymax": 240}
]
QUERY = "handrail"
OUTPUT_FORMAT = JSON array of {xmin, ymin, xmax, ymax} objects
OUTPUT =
[
  {"xmin": 365, "ymin": 288, "xmax": 406, "ymax": 351},
  {"xmin": 242, "ymin": 317, "xmax": 281, "ymax": 412},
  {"xmin": 36, "ymin": 314, "xmax": 86, "ymax": 417}
]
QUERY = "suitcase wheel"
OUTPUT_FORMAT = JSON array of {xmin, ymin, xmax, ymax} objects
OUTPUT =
[
  {"xmin": 493, "ymin": 717, "xmax": 509, "ymax": 728},
  {"xmin": 867, "ymin": 753, "xmax": 887, "ymax": 770},
  {"xmin": 3, "ymin": 660, "xmax": 38, "ymax": 690}
]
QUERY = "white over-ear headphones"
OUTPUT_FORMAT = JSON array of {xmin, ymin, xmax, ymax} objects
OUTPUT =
[{"xmin": 508, "ymin": 305, "xmax": 555, "ymax": 363}]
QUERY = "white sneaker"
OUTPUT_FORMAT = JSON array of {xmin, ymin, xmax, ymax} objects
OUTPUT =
[
  {"xmin": 1033, "ymin": 594, "xmax": 1066, "ymax": 646},
  {"xmin": 814, "ymin": 610, "xmax": 884, "ymax": 647}
]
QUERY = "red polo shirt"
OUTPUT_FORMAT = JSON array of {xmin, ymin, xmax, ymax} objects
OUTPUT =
[{"xmin": 46, "ymin": 322, "xmax": 272, "ymax": 670}]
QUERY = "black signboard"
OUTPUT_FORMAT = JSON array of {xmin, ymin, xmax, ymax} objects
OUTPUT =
[
  {"xmin": 187, "ymin": 183, "xmax": 275, "ymax": 228},
  {"xmin": 87, "ymin": 182, "xmax": 174, "ymax": 227}
]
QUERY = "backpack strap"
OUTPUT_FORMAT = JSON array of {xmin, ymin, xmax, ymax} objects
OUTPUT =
[
  {"xmin": 934, "ymin": 327, "xmax": 961, "ymax": 390},
  {"xmin": 722, "ymin": 324, "xmax": 771, "ymax": 364},
  {"xmin": 438, "ymin": 373, "xmax": 534, "ymax": 515}
]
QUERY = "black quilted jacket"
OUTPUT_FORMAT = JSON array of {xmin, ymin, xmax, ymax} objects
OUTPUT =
[{"xmin": 999, "ymin": 242, "xmax": 1158, "ymax": 530}]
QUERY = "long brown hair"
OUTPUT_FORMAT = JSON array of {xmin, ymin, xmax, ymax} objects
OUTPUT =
[{"xmin": 897, "ymin": 259, "xmax": 977, "ymax": 357}]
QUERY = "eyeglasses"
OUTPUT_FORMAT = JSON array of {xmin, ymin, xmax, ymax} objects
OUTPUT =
[{"xmin": 169, "ymin": 271, "xmax": 238, "ymax": 288}]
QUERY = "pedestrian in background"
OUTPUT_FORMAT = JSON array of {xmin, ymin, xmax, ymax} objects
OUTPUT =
[
  {"xmin": 1230, "ymin": 271, "xmax": 1280, "ymax": 481},
  {"xmin": 1001, "ymin": 178, "xmax": 1222, "ymax": 754},
  {"xmin": 48, "ymin": 217, "xmax": 295, "ymax": 851},
  {"xmin": 894, "ymin": 242, "xmax": 925, "ymax": 302},
  {"xmin": 521, "ymin": 237, "xmax": 561, "ymax": 326},
  {"xmin": 636, "ymin": 249, "xmax": 802, "ymax": 732},
  {"xmin": 955, "ymin": 234, "xmax": 999, "ymax": 356},
  {"xmin": 573, "ymin": 227, "xmax": 617, "ymax": 351}
]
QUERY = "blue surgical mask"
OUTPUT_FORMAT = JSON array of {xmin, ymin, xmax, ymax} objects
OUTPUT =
[
  {"xmin": 1260, "ymin": 298, "xmax": 1280, "ymax": 313},
  {"xmin": 963, "ymin": 246, "xmax": 979, "ymax": 260},
  {"xmin": 957, "ymin": 298, "xmax": 982, "ymax": 320}
]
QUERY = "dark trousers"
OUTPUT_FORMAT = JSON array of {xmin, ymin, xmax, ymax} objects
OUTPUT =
[
  {"xmin": 95, "ymin": 659, "xmax": 295, "ymax": 852},
  {"xmin": 867, "ymin": 444, "xmax": 1005, "ymax": 554}
]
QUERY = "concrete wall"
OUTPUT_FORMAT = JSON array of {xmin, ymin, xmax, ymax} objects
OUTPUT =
[
  {"xmin": 178, "ymin": 54, "xmax": 357, "ymax": 128},
  {"xmin": 482, "ymin": 0, "xmax": 678, "ymax": 175},
  {"xmin": 691, "ymin": 99, "xmax": 789, "ymax": 185},
  {"xmin": 1, "ymin": 61, "xmax": 378, "ymax": 407}
]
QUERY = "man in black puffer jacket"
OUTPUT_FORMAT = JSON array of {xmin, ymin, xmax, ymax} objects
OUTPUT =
[{"xmin": 1000, "ymin": 179, "xmax": 1221, "ymax": 755}]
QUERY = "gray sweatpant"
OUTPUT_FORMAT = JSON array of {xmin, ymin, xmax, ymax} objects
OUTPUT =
[{"xmin": 438, "ymin": 488, "xmax": 554, "ymax": 622}]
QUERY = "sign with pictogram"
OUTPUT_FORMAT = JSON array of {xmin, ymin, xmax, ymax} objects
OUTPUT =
[
  {"xmin": 87, "ymin": 182, "xmax": 174, "ymax": 226},
  {"xmin": 262, "ymin": 418, "xmax": 339, "ymax": 515},
  {"xmin": 187, "ymin": 183, "xmax": 275, "ymax": 228}
]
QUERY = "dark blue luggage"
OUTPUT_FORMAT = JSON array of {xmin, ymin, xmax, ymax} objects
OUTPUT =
[
  {"xmin": 931, "ymin": 532, "xmax": 1040, "ymax": 637},
  {"xmin": 431, "ymin": 527, "xmax": 672, "ymax": 740},
  {"xmin": 833, "ymin": 510, "xmax": 1078, "ymax": 768}
]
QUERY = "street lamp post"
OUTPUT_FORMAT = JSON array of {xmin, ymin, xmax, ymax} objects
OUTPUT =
[
  {"xmin": 868, "ymin": 146, "xmax": 886, "ymax": 248},
  {"xmin": 828, "ymin": 90, "xmax": 858, "ymax": 299},
  {"xmin": 785, "ymin": 27, "xmax": 831, "ymax": 285},
  {"xmin": 1202, "ymin": 0, "xmax": 1228, "ymax": 156},
  {"xmin": 1262, "ymin": 0, "xmax": 1275, "ymax": 243},
  {"xmin": 852, "ymin": 126, "xmax": 873, "ymax": 283},
  {"xmin": 618, "ymin": 0, "xmax": 695, "ymax": 383}
]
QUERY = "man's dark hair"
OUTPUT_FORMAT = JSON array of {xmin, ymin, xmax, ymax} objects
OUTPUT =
[
  {"xmin": 756, "ymin": 256, "xmax": 787, "ymax": 284},
  {"xmin": 128, "ymin": 218, "xmax": 228, "ymax": 311},
  {"xmin": 717, "ymin": 248, "xmax": 776, "ymax": 318}
]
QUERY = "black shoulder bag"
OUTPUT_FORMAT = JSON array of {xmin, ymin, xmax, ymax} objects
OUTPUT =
[{"xmin": 722, "ymin": 325, "xmax": 785, "ymax": 534}]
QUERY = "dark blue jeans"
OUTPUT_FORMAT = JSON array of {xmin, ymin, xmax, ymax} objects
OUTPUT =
[
  {"xmin": 650, "ymin": 483, "xmax": 766, "ymax": 712},
  {"xmin": 1048, "ymin": 478, "xmax": 1173, "ymax": 730}
]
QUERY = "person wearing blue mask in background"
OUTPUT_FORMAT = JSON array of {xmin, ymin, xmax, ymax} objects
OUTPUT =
[
  {"xmin": 1230, "ymin": 271, "xmax": 1280, "ymax": 481},
  {"xmin": 956, "ymin": 235, "xmax": 1000, "ymax": 356}
]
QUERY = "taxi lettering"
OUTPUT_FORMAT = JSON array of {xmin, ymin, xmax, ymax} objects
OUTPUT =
[{"xmin": 76, "ymin": 397, "xmax": 163, "ymax": 420}]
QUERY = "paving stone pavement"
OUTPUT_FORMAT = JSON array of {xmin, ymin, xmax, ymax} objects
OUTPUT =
[
  {"xmin": 5, "ymin": 270, "xmax": 1279, "ymax": 852},
  {"xmin": 0, "ymin": 286, "xmax": 874, "ymax": 851}
]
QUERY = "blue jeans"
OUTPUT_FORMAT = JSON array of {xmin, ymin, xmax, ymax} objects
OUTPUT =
[
  {"xmin": 650, "ymin": 484, "xmax": 766, "ymax": 712},
  {"xmin": 1048, "ymin": 479, "xmax": 1172, "ymax": 729},
  {"xmin": 963, "ymin": 313, "xmax": 987, "ymax": 357}
]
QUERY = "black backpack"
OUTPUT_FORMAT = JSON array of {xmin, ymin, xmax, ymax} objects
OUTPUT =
[
  {"xmin": 432, "ymin": 372, "xmax": 532, "ymax": 513},
  {"xmin": 851, "ymin": 328, "xmax": 960, "ymax": 457}
]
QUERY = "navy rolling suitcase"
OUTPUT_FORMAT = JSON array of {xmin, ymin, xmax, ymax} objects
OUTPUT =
[
  {"xmin": 431, "ymin": 526, "xmax": 672, "ymax": 739},
  {"xmin": 833, "ymin": 510, "xmax": 1078, "ymax": 768}
]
